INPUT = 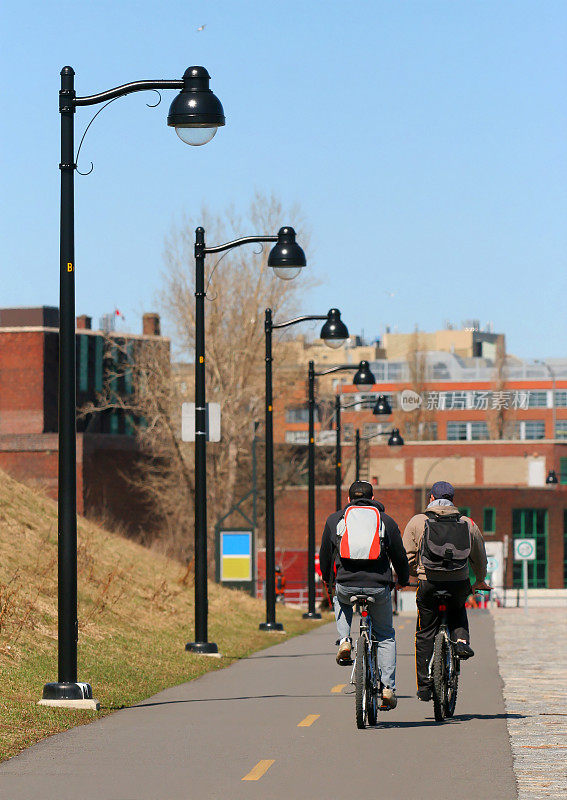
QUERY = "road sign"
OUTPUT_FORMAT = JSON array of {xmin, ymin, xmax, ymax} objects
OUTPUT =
[
  {"xmin": 514, "ymin": 538, "xmax": 536, "ymax": 561},
  {"xmin": 181, "ymin": 402, "xmax": 221, "ymax": 442}
]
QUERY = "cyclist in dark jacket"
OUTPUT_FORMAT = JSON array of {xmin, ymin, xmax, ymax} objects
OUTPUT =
[
  {"xmin": 319, "ymin": 481, "xmax": 409, "ymax": 709},
  {"xmin": 403, "ymin": 480, "xmax": 490, "ymax": 702}
]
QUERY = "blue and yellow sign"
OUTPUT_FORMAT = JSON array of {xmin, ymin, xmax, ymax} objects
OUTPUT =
[{"xmin": 220, "ymin": 531, "xmax": 253, "ymax": 582}]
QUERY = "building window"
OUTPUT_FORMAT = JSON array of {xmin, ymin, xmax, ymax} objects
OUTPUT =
[
  {"xmin": 527, "ymin": 391, "xmax": 548, "ymax": 408},
  {"xmin": 286, "ymin": 406, "xmax": 317, "ymax": 424},
  {"xmin": 555, "ymin": 391, "xmax": 567, "ymax": 408},
  {"xmin": 458, "ymin": 507, "xmax": 470, "ymax": 517},
  {"xmin": 470, "ymin": 421, "xmax": 489, "ymax": 440},
  {"xmin": 560, "ymin": 457, "xmax": 567, "ymax": 485},
  {"xmin": 512, "ymin": 509, "xmax": 548, "ymax": 588},
  {"xmin": 285, "ymin": 431, "xmax": 308, "ymax": 444},
  {"xmin": 483, "ymin": 508, "xmax": 496, "ymax": 533},
  {"xmin": 404, "ymin": 421, "xmax": 438, "ymax": 441},
  {"xmin": 447, "ymin": 421, "xmax": 489, "ymax": 441},
  {"xmin": 447, "ymin": 422, "xmax": 468, "ymax": 440},
  {"xmin": 362, "ymin": 422, "xmax": 386, "ymax": 438},
  {"xmin": 555, "ymin": 421, "xmax": 567, "ymax": 440},
  {"xmin": 387, "ymin": 363, "xmax": 402, "ymax": 380},
  {"xmin": 77, "ymin": 335, "xmax": 89, "ymax": 393},
  {"xmin": 372, "ymin": 363, "xmax": 386, "ymax": 381},
  {"xmin": 94, "ymin": 336, "xmax": 104, "ymax": 392},
  {"xmin": 522, "ymin": 421, "xmax": 545, "ymax": 440}
]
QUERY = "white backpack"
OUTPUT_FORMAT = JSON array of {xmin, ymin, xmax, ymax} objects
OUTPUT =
[{"xmin": 337, "ymin": 505, "xmax": 384, "ymax": 560}]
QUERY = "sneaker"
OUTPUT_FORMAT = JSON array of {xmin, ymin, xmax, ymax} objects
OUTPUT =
[
  {"xmin": 454, "ymin": 640, "xmax": 474, "ymax": 660},
  {"xmin": 381, "ymin": 687, "xmax": 397, "ymax": 710},
  {"xmin": 417, "ymin": 687, "xmax": 432, "ymax": 701},
  {"xmin": 336, "ymin": 638, "xmax": 352, "ymax": 665}
]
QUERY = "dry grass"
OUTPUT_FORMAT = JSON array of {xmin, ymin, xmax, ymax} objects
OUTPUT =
[{"xmin": 0, "ymin": 470, "xmax": 327, "ymax": 762}]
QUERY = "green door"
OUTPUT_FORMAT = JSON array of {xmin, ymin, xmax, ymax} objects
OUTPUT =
[{"xmin": 512, "ymin": 509, "xmax": 548, "ymax": 588}]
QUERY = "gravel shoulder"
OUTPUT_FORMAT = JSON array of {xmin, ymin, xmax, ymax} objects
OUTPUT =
[{"xmin": 491, "ymin": 608, "xmax": 567, "ymax": 800}]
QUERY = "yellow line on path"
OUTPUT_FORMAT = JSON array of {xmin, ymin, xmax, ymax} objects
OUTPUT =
[
  {"xmin": 331, "ymin": 684, "xmax": 346, "ymax": 693},
  {"xmin": 298, "ymin": 714, "xmax": 320, "ymax": 727},
  {"xmin": 242, "ymin": 760, "xmax": 275, "ymax": 781}
]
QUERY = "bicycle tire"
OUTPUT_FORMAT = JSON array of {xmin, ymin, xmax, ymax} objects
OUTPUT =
[
  {"xmin": 445, "ymin": 652, "xmax": 459, "ymax": 718},
  {"xmin": 355, "ymin": 637, "xmax": 367, "ymax": 729},
  {"xmin": 432, "ymin": 630, "xmax": 447, "ymax": 722},
  {"xmin": 367, "ymin": 642, "xmax": 378, "ymax": 726}
]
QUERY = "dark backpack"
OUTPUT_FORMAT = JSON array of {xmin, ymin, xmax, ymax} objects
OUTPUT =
[{"xmin": 419, "ymin": 512, "xmax": 471, "ymax": 578}]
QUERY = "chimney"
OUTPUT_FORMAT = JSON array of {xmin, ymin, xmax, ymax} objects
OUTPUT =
[
  {"xmin": 143, "ymin": 312, "xmax": 161, "ymax": 337},
  {"xmin": 76, "ymin": 315, "xmax": 92, "ymax": 330}
]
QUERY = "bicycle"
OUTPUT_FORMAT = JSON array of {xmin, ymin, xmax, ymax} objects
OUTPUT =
[
  {"xmin": 430, "ymin": 589, "xmax": 460, "ymax": 722},
  {"xmin": 348, "ymin": 594, "xmax": 389, "ymax": 729}
]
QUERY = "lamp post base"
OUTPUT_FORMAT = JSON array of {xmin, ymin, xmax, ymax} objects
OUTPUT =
[
  {"xmin": 185, "ymin": 641, "xmax": 221, "ymax": 657},
  {"xmin": 39, "ymin": 682, "xmax": 100, "ymax": 710},
  {"xmin": 259, "ymin": 621, "xmax": 285, "ymax": 632},
  {"xmin": 303, "ymin": 611, "xmax": 322, "ymax": 620}
]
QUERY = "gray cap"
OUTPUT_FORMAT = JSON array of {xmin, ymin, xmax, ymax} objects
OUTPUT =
[{"xmin": 430, "ymin": 481, "xmax": 455, "ymax": 500}]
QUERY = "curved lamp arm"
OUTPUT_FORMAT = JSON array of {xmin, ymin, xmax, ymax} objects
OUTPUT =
[
  {"xmin": 272, "ymin": 314, "xmax": 327, "ymax": 330},
  {"xmin": 73, "ymin": 79, "xmax": 183, "ymax": 107},
  {"xmin": 314, "ymin": 364, "xmax": 358, "ymax": 378},
  {"xmin": 204, "ymin": 235, "xmax": 277, "ymax": 255}
]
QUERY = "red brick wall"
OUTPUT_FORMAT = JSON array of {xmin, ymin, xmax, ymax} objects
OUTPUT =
[
  {"xmin": 273, "ymin": 484, "xmax": 567, "ymax": 589},
  {"xmin": 0, "ymin": 433, "xmax": 84, "ymax": 511},
  {"xmin": 0, "ymin": 332, "xmax": 45, "ymax": 433}
]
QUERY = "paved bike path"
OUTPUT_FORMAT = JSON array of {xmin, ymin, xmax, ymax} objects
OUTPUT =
[{"xmin": 0, "ymin": 611, "xmax": 517, "ymax": 800}]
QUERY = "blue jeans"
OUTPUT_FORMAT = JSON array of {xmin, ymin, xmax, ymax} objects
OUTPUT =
[{"xmin": 333, "ymin": 583, "xmax": 397, "ymax": 690}]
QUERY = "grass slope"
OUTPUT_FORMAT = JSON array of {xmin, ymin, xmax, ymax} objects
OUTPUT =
[{"xmin": 0, "ymin": 471, "xmax": 326, "ymax": 762}]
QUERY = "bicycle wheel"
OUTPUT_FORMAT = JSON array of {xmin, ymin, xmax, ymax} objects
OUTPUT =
[
  {"xmin": 354, "ymin": 637, "xmax": 367, "ymax": 729},
  {"xmin": 367, "ymin": 642, "xmax": 378, "ymax": 726},
  {"xmin": 432, "ymin": 630, "xmax": 447, "ymax": 722},
  {"xmin": 445, "ymin": 651, "xmax": 459, "ymax": 718}
]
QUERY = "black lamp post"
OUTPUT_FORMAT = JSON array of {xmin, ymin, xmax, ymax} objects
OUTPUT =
[
  {"xmin": 261, "ymin": 309, "xmax": 348, "ymax": 631},
  {"xmin": 187, "ymin": 227, "xmax": 307, "ymax": 654},
  {"xmin": 305, "ymin": 360, "xmax": 375, "ymax": 619},
  {"xmin": 354, "ymin": 427, "xmax": 405, "ymax": 480},
  {"xmin": 42, "ymin": 66, "xmax": 224, "ymax": 707},
  {"xmin": 546, "ymin": 469, "xmax": 558, "ymax": 485},
  {"xmin": 334, "ymin": 394, "xmax": 392, "ymax": 510}
]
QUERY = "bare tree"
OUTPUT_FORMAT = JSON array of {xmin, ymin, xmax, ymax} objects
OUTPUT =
[
  {"xmin": 390, "ymin": 330, "xmax": 437, "ymax": 441},
  {"xmin": 86, "ymin": 192, "xmax": 313, "ymax": 561},
  {"xmin": 487, "ymin": 337, "xmax": 516, "ymax": 439}
]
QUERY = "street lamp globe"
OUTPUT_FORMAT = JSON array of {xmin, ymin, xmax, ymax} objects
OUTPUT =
[
  {"xmin": 388, "ymin": 428, "xmax": 404, "ymax": 448},
  {"xmin": 167, "ymin": 67, "xmax": 225, "ymax": 146},
  {"xmin": 353, "ymin": 360, "xmax": 375, "ymax": 386},
  {"xmin": 268, "ymin": 227, "xmax": 306, "ymax": 280},
  {"xmin": 320, "ymin": 309, "xmax": 349, "ymax": 349},
  {"xmin": 373, "ymin": 394, "xmax": 392, "ymax": 416}
]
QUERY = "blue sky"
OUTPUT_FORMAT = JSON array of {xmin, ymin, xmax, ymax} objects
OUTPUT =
[{"xmin": 2, "ymin": 0, "xmax": 566, "ymax": 359}]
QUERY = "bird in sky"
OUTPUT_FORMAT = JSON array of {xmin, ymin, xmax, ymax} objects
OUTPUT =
[{"xmin": 196, "ymin": 24, "xmax": 206, "ymax": 31}]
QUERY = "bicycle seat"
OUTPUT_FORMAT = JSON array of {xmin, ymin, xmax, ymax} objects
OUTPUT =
[
  {"xmin": 433, "ymin": 590, "xmax": 451, "ymax": 600},
  {"xmin": 349, "ymin": 595, "xmax": 375, "ymax": 605}
]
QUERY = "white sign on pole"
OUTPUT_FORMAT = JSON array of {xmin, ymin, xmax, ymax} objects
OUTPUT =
[
  {"xmin": 484, "ymin": 541, "xmax": 504, "ymax": 590},
  {"xmin": 181, "ymin": 402, "xmax": 221, "ymax": 442},
  {"xmin": 514, "ymin": 538, "xmax": 536, "ymax": 561}
]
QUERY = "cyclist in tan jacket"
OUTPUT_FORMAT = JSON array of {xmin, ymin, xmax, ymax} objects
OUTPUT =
[{"xmin": 403, "ymin": 481, "xmax": 490, "ymax": 702}]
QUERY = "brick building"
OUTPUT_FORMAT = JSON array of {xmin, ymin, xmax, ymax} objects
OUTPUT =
[
  {"xmin": 262, "ymin": 330, "xmax": 567, "ymax": 594},
  {"xmin": 0, "ymin": 306, "xmax": 166, "ymax": 532}
]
